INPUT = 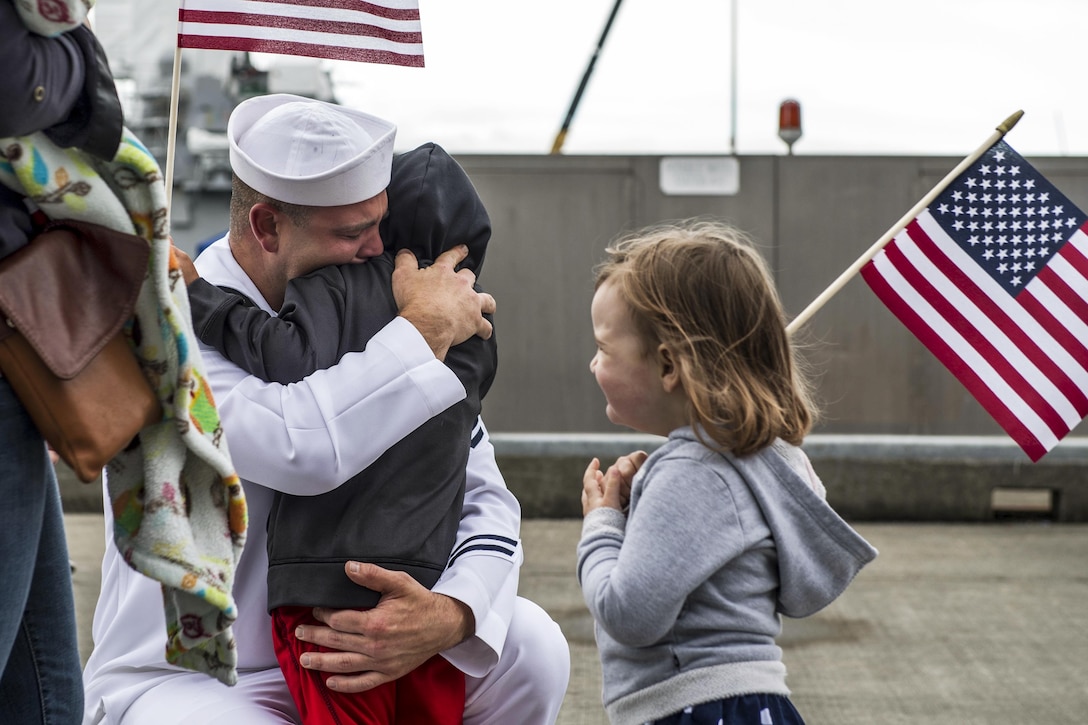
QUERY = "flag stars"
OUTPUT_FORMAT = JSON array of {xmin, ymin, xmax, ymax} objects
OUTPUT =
[{"xmin": 938, "ymin": 142, "xmax": 1084, "ymax": 295}]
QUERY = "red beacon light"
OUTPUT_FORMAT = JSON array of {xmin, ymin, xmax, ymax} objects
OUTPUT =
[{"xmin": 778, "ymin": 99, "xmax": 802, "ymax": 154}]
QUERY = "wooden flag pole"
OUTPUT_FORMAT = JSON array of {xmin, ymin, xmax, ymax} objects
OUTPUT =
[
  {"xmin": 785, "ymin": 110, "xmax": 1025, "ymax": 335},
  {"xmin": 164, "ymin": 43, "xmax": 183, "ymax": 213}
]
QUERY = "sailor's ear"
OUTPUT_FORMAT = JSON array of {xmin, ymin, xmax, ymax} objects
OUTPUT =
[{"xmin": 250, "ymin": 203, "xmax": 280, "ymax": 253}]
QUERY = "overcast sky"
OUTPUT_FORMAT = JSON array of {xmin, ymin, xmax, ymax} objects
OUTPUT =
[{"xmin": 300, "ymin": 0, "xmax": 1088, "ymax": 157}]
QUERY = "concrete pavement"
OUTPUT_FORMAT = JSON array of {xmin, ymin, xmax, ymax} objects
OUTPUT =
[{"xmin": 66, "ymin": 514, "xmax": 1088, "ymax": 724}]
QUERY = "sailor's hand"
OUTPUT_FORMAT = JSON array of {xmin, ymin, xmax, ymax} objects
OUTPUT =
[
  {"xmin": 294, "ymin": 561, "xmax": 474, "ymax": 693},
  {"xmin": 393, "ymin": 245, "xmax": 496, "ymax": 360}
]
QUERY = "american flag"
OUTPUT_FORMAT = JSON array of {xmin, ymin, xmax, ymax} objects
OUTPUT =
[
  {"xmin": 177, "ymin": 0, "xmax": 424, "ymax": 67},
  {"xmin": 860, "ymin": 140, "xmax": 1088, "ymax": 461}
]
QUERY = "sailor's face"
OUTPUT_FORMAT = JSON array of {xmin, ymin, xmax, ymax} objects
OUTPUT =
[{"xmin": 283, "ymin": 190, "xmax": 388, "ymax": 280}]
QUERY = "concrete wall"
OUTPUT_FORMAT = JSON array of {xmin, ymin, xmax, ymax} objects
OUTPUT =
[
  {"xmin": 448, "ymin": 153, "xmax": 1088, "ymax": 442},
  {"xmin": 170, "ymin": 152, "xmax": 1088, "ymax": 439}
]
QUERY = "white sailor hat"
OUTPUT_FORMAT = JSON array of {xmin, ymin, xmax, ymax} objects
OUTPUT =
[{"xmin": 228, "ymin": 93, "xmax": 396, "ymax": 207}]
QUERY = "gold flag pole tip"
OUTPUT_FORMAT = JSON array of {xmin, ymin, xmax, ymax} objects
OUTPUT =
[{"xmin": 997, "ymin": 110, "xmax": 1024, "ymax": 135}]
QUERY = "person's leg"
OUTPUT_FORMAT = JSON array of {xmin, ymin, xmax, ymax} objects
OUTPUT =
[
  {"xmin": 0, "ymin": 379, "xmax": 82, "ymax": 724},
  {"xmin": 395, "ymin": 654, "xmax": 465, "ymax": 725},
  {"xmin": 115, "ymin": 667, "xmax": 301, "ymax": 724},
  {"xmin": 463, "ymin": 597, "xmax": 570, "ymax": 725},
  {"xmin": 272, "ymin": 605, "xmax": 395, "ymax": 725}
]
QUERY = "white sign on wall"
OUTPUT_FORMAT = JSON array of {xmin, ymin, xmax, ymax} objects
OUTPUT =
[{"xmin": 659, "ymin": 156, "xmax": 740, "ymax": 196}]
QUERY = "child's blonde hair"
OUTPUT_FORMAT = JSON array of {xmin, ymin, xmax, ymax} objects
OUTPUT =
[{"xmin": 595, "ymin": 219, "xmax": 816, "ymax": 455}]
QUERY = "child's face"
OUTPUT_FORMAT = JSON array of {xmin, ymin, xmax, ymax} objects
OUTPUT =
[{"xmin": 589, "ymin": 280, "xmax": 685, "ymax": 436}]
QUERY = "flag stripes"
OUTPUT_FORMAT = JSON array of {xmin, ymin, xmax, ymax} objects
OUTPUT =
[
  {"xmin": 178, "ymin": 0, "xmax": 423, "ymax": 66},
  {"xmin": 862, "ymin": 210, "xmax": 1088, "ymax": 461}
]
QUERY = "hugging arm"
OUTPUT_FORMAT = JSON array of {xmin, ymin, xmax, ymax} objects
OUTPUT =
[{"xmin": 187, "ymin": 269, "xmax": 348, "ymax": 384}]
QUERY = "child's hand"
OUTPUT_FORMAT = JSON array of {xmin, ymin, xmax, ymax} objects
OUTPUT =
[
  {"xmin": 582, "ymin": 450, "xmax": 648, "ymax": 516},
  {"xmin": 605, "ymin": 450, "xmax": 647, "ymax": 511},
  {"xmin": 171, "ymin": 243, "xmax": 199, "ymax": 285},
  {"xmin": 582, "ymin": 458, "xmax": 617, "ymax": 516}
]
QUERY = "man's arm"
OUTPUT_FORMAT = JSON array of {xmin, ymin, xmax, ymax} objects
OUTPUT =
[{"xmin": 293, "ymin": 419, "xmax": 522, "ymax": 690}]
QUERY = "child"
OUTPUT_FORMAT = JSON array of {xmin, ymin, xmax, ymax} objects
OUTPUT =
[
  {"xmin": 578, "ymin": 220, "xmax": 878, "ymax": 725},
  {"xmin": 185, "ymin": 142, "xmax": 495, "ymax": 724}
]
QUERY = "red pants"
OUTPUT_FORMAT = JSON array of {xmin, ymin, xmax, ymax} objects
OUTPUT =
[{"xmin": 272, "ymin": 606, "xmax": 465, "ymax": 725}]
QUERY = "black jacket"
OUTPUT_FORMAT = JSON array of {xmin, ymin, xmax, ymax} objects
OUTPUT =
[{"xmin": 189, "ymin": 144, "xmax": 497, "ymax": 609}]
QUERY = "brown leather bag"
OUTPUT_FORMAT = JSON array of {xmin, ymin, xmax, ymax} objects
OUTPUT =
[{"xmin": 0, "ymin": 220, "xmax": 162, "ymax": 482}]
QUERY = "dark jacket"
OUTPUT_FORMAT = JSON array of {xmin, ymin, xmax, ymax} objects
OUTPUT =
[
  {"xmin": 0, "ymin": 0, "xmax": 123, "ymax": 259},
  {"xmin": 189, "ymin": 144, "xmax": 497, "ymax": 609}
]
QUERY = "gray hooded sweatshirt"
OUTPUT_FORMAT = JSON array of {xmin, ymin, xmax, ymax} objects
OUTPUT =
[{"xmin": 577, "ymin": 427, "xmax": 878, "ymax": 725}]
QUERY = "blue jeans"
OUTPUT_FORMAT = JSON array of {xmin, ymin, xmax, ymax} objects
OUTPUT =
[{"xmin": 0, "ymin": 378, "xmax": 83, "ymax": 724}]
